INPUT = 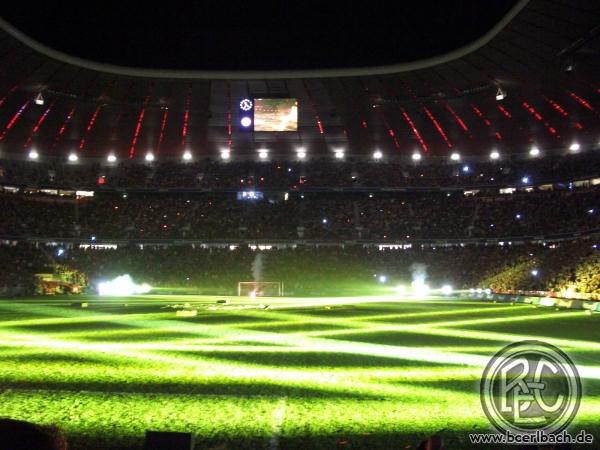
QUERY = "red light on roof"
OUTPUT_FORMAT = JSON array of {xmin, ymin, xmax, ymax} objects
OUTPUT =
[
  {"xmin": 423, "ymin": 107, "xmax": 452, "ymax": 148},
  {"xmin": 497, "ymin": 104, "xmax": 512, "ymax": 119},
  {"xmin": 401, "ymin": 108, "xmax": 428, "ymax": 153},
  {"xmin": 129, "ymin": 108, "xmax": 146, "ymax": 159},
  {"xmin": 568, "ymin": 91, "xmax": 593, "ymax": 111},
  {"xmin": 156, "ymin": 109, "xmax": 169, "ymax": 155},
  {"xmin": 0, "ymin": 99, "xmax": 31, "ymax": 141},
  {"xmin": 521, "ymin": 101, "xmax": 559, "ymax": 138},
  {"xmin": 445, "ymin": 104, "xmax": 469, "ymax": 132}
]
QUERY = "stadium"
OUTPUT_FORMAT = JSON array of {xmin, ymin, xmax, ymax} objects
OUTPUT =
[{"xmin": 0, "ymin": 1, "xmax": 599, "ymax": 449}]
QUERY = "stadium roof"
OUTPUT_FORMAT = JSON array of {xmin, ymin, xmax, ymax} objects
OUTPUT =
[{"xmin": 0, "ymin": 0, "xmax": 597, "ymax": 161}]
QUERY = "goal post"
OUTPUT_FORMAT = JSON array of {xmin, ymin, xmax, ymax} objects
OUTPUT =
[{"xmin": 238, "ymin": 281, "xmax": 283, "ymax": 297}]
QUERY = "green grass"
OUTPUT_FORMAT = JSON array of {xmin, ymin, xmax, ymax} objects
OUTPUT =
[{"xmin": 0, "ymin": 295, "xmax": 598, "ymax": 449}]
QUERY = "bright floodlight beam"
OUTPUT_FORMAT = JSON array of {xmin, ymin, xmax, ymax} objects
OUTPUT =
[
  {"xmin": 440, "ymin": 285, "xmax": 453, "ymax": 295},
  {"xmin": 97, "ymin": 274, "xmax": 152, "ymax": 296}
]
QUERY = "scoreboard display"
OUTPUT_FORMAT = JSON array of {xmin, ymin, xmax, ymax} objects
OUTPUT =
[{"xmin": 253, "ymin": 98, "xmax": 298, "ymax": 132}]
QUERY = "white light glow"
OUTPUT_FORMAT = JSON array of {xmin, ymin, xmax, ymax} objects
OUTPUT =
[
  {"xmin": 258, "ymin": 149, "xmax": 268, "ymax": 159},
  {"xmin": 569, "ymin": 142, "xmax": 580, "ymax": 152},
  {"xmin": 240, "ymin": 116, "xmax": 252, "ymax": 127},
  {"xmin": 412, "ymin": 152, "xmax": 422, "ymax": 161},
  {"xmin": 97, "ymin": 274, "xmax": 152, "ymax": 296},
  {"xmin": 450, "ymin": 152, "xmax": 460, "ymax": 161},
  {"xmin": 28, "ymin": 149, "xmax": 39, "ymax": 160},
  {"xmin": 107, "ymin": 154, "xmax": 117, "ymax": 163},
  {"xmin": 145, "ymin": 153, "xmax": 155, "ymax": 162},
  {"xmin": 378, "ymin": 275, "xmax": 387, "ymax": 283},
  {"xmin": 182, "ymin": 150, "xmax": 192, "ymax": 161},
  {"xmin": 373, "ymin": 150, "xmax": 383, "ymax": 160},
  {"xmin": 220, "ymin": 150, "xmax": 230, "ymax": 160},
  {"xmin": 411, "ymin": 280, "xmax": 430, "ymax": 296},
  {"xmin": 440, "ymin": 285, "xmax": 453, "ymax": 295},
  {"xmin": 490, "ymin": 150, "xmax": 500, "ymax": 160},
  {"xmin": 68, "ymin": 153, "xmax": 78, "ymax": 162},
  {"xmin": 529, "ymin": 146, "xmax": 540, "ymax": 157},
  {"xmin": 334, "ymin": 150, "xmax": 344, "ymax": 159}
]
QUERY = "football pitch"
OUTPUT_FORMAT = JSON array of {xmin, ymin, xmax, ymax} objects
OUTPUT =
[{"xmin": 0, "ymin": 294, "xmax": 598, "ymax": 449}]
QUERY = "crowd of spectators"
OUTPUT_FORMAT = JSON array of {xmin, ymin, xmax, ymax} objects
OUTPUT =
[
  {"xmin": 0, "ymin": 187, "xmax": 598, "ymax": 240},
  {"xmin": 1, "ymin": 151, "xmax": 599, "ymax": 190}
]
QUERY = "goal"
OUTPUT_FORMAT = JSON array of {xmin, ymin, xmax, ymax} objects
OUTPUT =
[{"xmin": 238, "ymin": 281, "xmax": 283, "ymax": 297}]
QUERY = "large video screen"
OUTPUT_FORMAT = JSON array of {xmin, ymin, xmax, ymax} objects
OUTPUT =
[{"xmin": 254, "ymin": 98, "xmax": 298, "ymax": 132}]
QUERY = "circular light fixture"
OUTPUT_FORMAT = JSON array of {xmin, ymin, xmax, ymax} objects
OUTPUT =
[
  {"xmin": 258, "ymin": 149, "xmax": 268, "ymax": 159},
  {"xmin": 412, "ymin": 152, "xmax": 422, "ymax": 161},
  {"xmin": 68, "ymin": 153, "xmax": 78, "ymax": 162},
  {"xmin": 529, "ymin": 146, "xmax": 540, "ymax": 157},
  {"xmin": 373, "ymin": 150, "xmax": 383, "ymax": 160},
  {"xmin": 239, "ymin": 98, "xmax": 253, "ymax": 111},
  {"xmin": 569, "ymin": 142, "xmax": 580, "ymax": 152},
  {"xmin": 450, "ymin": 152, "xmax": 460, "ymax": 161},
  {"xmin": 107, "ymin": 154, "xmax": 117, "ymax": 163},
  {"xmin": 220, "ymin": 150, "xmax": 230, "ymax": 160},
  {"xmin": 240, "ymin": 116, "xmax": 252, "ymax": 127},
  {"xmin": 297, "ymin": 148, "xmax": 307, "ymax": 159},
  {"xmin": 145, "ymin": 152, "xmax": 155, "ymax": 162},
  {"xmin": 490, "ymin": 150, "xmax": 500, "ymax": 160},
  {"xmin": 28, "ymin": 149, "xmax": 39, "ymax": 160},
  {"xmin": 334, "ymin": 150, "xmax": 344, "ymax": 159},
  {"xmin": 182, "ymin": 150, "xmax": 192, "ymax": 161}
]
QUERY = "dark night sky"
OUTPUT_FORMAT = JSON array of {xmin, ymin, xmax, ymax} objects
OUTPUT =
[{"xmin": 1, "ymin": 1, "xmax": 517, "ymax": 71}]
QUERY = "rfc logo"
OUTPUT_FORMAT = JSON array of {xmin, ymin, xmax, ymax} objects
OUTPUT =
[{"xmin": 480, "ymin": 340, "xmax": 581, "ymax": 435}]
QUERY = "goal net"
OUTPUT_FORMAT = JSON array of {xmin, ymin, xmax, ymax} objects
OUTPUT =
[{"xmin": 238, "ymin": 281, "xmax": 283, "ymax": 297}]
